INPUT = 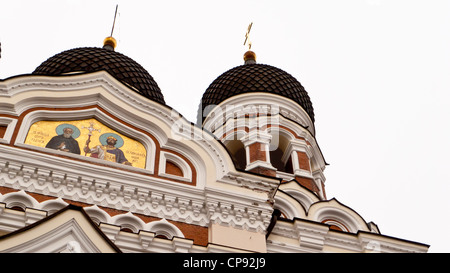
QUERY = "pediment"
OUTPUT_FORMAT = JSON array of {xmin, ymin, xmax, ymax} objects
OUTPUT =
[{"xmin": 0, "ymin": 205, "xmax": 120, "ymax": 253}]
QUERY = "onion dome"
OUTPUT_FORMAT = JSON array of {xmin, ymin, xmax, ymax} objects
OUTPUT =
[
  {"xmin": 199, "ymin": 51, "xmax": 314, "ymax": 124},
  {"xmin": 32, "ymin": 38, "xmax": 165, "ymax": 105}
]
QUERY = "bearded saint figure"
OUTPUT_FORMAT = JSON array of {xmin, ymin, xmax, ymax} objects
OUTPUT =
[{"xmin": 45, "ymin": 127, "xmax": 81, "ymax": 154}]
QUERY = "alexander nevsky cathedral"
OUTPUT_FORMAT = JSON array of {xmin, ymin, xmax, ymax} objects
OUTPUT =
[{"xmin": 0, "ymin": 22, "xmax": 428, "ymax": 253}]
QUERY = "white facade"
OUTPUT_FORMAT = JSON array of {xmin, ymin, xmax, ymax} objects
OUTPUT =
[{"xmin": 0, "ymin": 47, "xmax": 429, "ymax": 253}]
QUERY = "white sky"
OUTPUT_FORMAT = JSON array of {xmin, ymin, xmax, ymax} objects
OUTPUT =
[{"xmin": 1, "ymin": 0, "xmax": 449, "ymax": 253}]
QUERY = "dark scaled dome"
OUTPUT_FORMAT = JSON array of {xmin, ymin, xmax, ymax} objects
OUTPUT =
[
  {"xmin": 33, "ymin": 47, "xmax": 165, "ymax": 105},
  {"xmin": 199, "ymin": 61, "xmax": 314, "ymax": 124}
]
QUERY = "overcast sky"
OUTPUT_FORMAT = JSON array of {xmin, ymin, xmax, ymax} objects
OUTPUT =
[{"xmin": 1, "ymin": 0, "xmax": 449, "ymax": 253}]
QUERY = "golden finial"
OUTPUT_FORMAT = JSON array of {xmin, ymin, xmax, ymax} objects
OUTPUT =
[
  {"xmin": 243, "ymin": 22, "xmax": 256, "ymax": 64},
  {"xmin": 243, "ymin": 50, "xmax": 256, "ymax": 64},
  {"xmin": 103, "ymin": 36, "xmax": 117, "ymax": 50},
  {"xmin": 103, "ymin": 5, "xmax": 119, "ymax": 50}
]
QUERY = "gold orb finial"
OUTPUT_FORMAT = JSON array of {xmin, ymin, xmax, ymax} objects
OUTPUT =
[
  {"xmin": 244, "ymin": 50, "xmax": 256, "ymax": 64},
  {"xmin": 103, "ymin": 36, "xmax": 117, "ymax": 51}
]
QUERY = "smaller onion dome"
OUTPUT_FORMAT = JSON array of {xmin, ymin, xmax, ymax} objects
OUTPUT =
[{"xmin": 199, "ymin": 50, "xmax": 314, "ymax": 124}]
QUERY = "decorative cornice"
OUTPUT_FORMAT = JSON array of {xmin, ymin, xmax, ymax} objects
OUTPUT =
[
  {"xmin": 220, "ymin": 172, "xmax": 280, "ymax": 201},
  {"xmin": 0, "ymin": 147, "xmax": 278, "ymax": 233},
  {"xmin": 267, "ymin": 218, "xmax": 428, "ymax": 253},
  {"xmin": 0, "ymin": 154, "xmax": 209, "ymax": 227},
  {"xmin": 202, "ymin": 92, "xmax": 315, "ymax": 136}
]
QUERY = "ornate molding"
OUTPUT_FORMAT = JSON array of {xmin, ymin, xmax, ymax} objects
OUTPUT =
[
  {"xmin": 0, "ymin": 156, "xmax": 209, "ymax": 227},
  {"xmin": 0, "ymin": 151, "xmax": 277, "ymax": 233}
]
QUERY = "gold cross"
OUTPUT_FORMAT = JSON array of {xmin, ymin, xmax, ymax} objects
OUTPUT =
[
  {"xmin": 82, "ymin": 122, "xmax": 101, "ymax": 136},
  {"xmin": 243, "ymin": 22, "xmax": 253, "ymax": 50}
]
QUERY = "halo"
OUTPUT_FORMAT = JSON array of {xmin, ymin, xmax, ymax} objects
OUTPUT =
[
  {"xmin": 55, "ymin": 123, "xmax": 81, "ymax": 139},
  {"xmin": 99, "ymin": 133, "xmax": 124, "ymax": 148}
]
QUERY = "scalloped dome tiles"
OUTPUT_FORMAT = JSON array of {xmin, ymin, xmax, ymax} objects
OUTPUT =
[
  {"xmin": 33, "ymin": 47, "xmax": 165, "ymax": 105},
  {"xmin": 200, "ymin": 63, "xmax": 315, "ymax": 123}
]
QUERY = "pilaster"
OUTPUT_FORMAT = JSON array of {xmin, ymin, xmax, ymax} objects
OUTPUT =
[{"xmin": 241, "ymin": 130, "xmax": 276, "ymax": 177}]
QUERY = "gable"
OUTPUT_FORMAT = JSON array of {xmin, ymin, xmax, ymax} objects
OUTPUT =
[{"xmin": 0, "ymin": 205, "xmax": 120, "ymax": 253}]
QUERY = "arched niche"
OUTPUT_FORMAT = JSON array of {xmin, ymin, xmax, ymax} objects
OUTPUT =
[
  {"xmin": 222, "ymin": 130, "xmax": 247, "ymax": 171},
  {"xmin": 15, "ymin": 108, "xmax": 157, "ymax": 173},
  {"xmin": 25, "ymin": 118, "xmax": 146, "ymax": 167},
  {"xmin": 267, "ymin": 129, "xmax": 295, "ymax": 174},
  {"xmin": 308, "ymin": 199, "xmax": 371, "ymax": 234},
  {"xmin": 147, "ymin": 218, "xmax": 184, "ymax": 239},
  {"xmin": 158, "ymin": 151, "xmax": 193, "ymax": 183},
  {"xmin": 224, "ymin": 140, "xmax": 246, "ymax": 170}
]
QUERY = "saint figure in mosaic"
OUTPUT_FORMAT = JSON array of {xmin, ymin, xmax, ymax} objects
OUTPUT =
[
  {"xmin": 45, "ymin": 124, "xmax": 81, "ymax": 154},
  {"xmin": 84, "ymin": 133, "xmax": 132, "ymax": 166}
]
